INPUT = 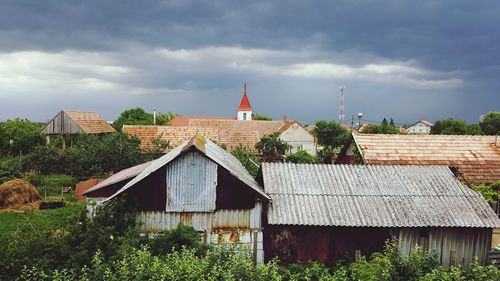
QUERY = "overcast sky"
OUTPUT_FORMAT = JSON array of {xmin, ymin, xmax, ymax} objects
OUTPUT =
[{"xmin": 0, "ymin": 1, "xmax": 499, "ymax": 125}]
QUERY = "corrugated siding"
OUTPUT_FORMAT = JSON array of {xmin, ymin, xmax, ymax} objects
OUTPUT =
[
  {"xmin": 263, "ymin": 163, "xmax": 500, "ymax": 228},
  {"xmin": 138, "ymin": 202, "xmax": 263, "ymax": 232},
  {"xmin": 399, "ymin": 228, "xmax": 492, "ymax": 269},
  {"xmin": 166, "ymin": 151, "xmax": 217, "ymax": 212}
]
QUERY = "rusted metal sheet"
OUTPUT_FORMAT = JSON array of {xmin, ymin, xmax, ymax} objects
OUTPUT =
[
  {"xmin": 166, "ymin": 151, "xmax": 217, "ymax": 212},
  {"xmin": 398, "ymin": 228, "xmax": 492, "ymax": 269}
]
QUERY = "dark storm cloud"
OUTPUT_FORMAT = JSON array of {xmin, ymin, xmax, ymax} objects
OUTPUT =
[{"xmin": 0, "ymin": 0, "xmax": 498, "ymax": 124}]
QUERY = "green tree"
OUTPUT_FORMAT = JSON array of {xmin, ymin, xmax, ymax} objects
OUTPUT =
[
  {"xmin": 286, "ymin": 150, "xmax": 316, "ymax": 164},
  {"xmin": 0, "ymin": 156, "xmax": 23, "ymax": 184},
  {"xmin": 156, "ymin": 112, "xmax": 179, "ymax": 125},
  {"xmin": 0, "ymin": 119, "xmax": 43, "ymax": 156},
  {"xmin": 313, "ymin": 120, "xmax": 349, "ymax": 148},
  {"xmin": 361, "ymin": 122, "xmax": 400, "ymax": 134},
  {"xmin": 253, "ymin": 113, "xmax": 272, "ymax": 121},
  {"xmin": 112, "ymin": 108, "xmax": 154, "ymax": 131},
  {"xmin": 255, "ymin": 132, "xmax": 291, "ymax": 162},
  {"xmin": 430, "ymin": 118, "xmax": 481, "ymax": 135},
  {"xmin": 479, "ymin": 112, "xmax": 500, "ymax": 135},
  {"xmin": 231, "ymin": 144, "xmax": 261, "ymax": 176}
]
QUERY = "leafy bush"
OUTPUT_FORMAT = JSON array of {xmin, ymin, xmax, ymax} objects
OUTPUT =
[
  {"xmin": 0, "ymin": 156, "xmax": 23, "ymax": 184},
  {"xmin": 147, "ymin": 223, "xmax": 208, "ymax": 256},
  {"xmin": 231, "ymin": 144, "xmax": 261, "ymax": 176},
  {"xmin": 286, "ymin": 150, "xmax": 317, "ymax": 164}
]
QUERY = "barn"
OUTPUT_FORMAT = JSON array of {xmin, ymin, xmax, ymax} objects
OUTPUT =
[
  {"xmin": 258, "ymin": 163, "xmax": 500, "ymax": 269},
  {"xmin": 86, "ymin": 135, "xmax": 270, "ymax": 263}
]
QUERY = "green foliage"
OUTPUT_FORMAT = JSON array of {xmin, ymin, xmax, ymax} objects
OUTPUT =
[
  {"xmin": 0, "ymin": 118, "xmax": 43, "ymax": 156},
  {"xmin": 431, "ymin": 118, "xmax": 481, "ymax": 135},
  {"xmin": 480, "ymin": 112, "xmax": 500, "ymax": 135},
  {"xmin": 472, "ymin": 181, "xmax": 499, "ymax": 207},
  {"xmin": 112, "ymin": 108, "xmax": 178, "ymax": 131},
  {"xmin": 156, "ymin": 112, "xmax": 179, "ymax": 125},
  {"xmin": 286, "ymin": 150, "xmax": 317, "ymax": 164},
  {"xmin": 24, "ymin": 145, "xmax": 65, "ymax": 175},
  {"xmin": 21, "ymin": 245, "xmax": 282, "ymax": 281},
  {"xmin": 112, "ymin": 107, "xmax": 154, "ymax": 131},
  {"xmin": 253, "ymin": 113, "xmax": 273, "ymax": 121},
  {"xmin": 361, "ymin": 118, "xmax": 401, "ymax": 134},
  {"xmin": 317, "ymin": 146, "xmax": 335, "ymax": 164},
  {"xmin": 231, "ymin": 144, "xmax": 261, "ymax": 176},
  {"xmin": 0, "ymin": 156, "xmax": 23, "ymax": 184},
  {"xmin": 255, "ymin": 132, "xmax": 291, "ymax": 162},
  {"xmin": 147, "ymin": 223, "xmax": 207, "ymax": 256},
  {"xmin": 313, "ymin": 120, "xmax": 350, "ymax": 148}
]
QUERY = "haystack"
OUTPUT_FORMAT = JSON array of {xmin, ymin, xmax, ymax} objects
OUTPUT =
[{"xmin": 0, "ymin": 179, "xmax": 41, "ymax": 211}]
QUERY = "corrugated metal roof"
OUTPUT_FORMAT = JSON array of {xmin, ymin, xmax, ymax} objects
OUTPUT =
[
  {"xmin": 83, "ymin": 160, "xmax": 156, "ymax": 195},
  {"xmin": 351, "ymin": 133, "xmax": 500, "ymax": 184},
  {"xmin": 262, "ymin": 163, "xmax": 500, "ymax": 228},
  {"xmin": 106, "ymin": 135, "xmax": 269, "ymax": 202}
]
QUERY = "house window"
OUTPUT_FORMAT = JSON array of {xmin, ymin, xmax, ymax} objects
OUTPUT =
[{"xmin": 243, "ymin": 113, "xmax": 247, "ymax": 120}]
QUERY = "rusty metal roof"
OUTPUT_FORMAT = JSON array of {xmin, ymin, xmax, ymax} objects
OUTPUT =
[
  {"xmin": 106, "ymin": 135, "xmax": 269, "ymax": 202},
  {"xmin": 82, "ymin": 160, "xmax": 156, "ymax": 196},
  {"xmin": 262, "ymin": 163, "xmax": 500, "ymax": 228},
  {"xmin": 352, "ymin": 134, "xmax": 500, "ymax": 184}
]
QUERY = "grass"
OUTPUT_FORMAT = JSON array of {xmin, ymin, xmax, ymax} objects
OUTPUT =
[{"xmin": 0, "ymin": 202, "xmax": 85, "ymax": 236}]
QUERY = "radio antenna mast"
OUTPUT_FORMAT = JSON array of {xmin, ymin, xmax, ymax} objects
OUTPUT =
[{"xmin": 339, "ymin": 85, "xmax": 346, "ymax": 124}]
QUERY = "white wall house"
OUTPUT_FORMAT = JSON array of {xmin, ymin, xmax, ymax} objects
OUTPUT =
[
  {"xmin": 406, "ymin": 120, "xmax": 433, "ymax": 134},
  {"xmin": 280, "ymin": 121, "xmax": 317, "ymax": 156}
]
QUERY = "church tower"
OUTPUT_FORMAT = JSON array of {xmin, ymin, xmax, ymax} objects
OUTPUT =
[{"xmin": 237, "ymin": 83, "xmax": 253, "ymax": 121}]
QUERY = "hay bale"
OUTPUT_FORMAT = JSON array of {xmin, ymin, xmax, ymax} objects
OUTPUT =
[{"xmin": 0, "ymin": 179, "xmax": 41, "ymax": 211}]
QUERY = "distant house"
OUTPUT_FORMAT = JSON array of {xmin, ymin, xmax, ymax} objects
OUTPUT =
[
  {"xmin": 335, "ymin": 133, "xmax": 500, "ymax": 185},
  {"xmin": 42, "ymin": 110, "xmax": 115, "ymax": 148},
  {"xmin": 406, "ymin": 120, "xmax": 433, "ymax": 134},
  {"xmin": 85, "ymin": 135, "xmax": 270, "ymax": 263},
  {"xmin": 124, "ymin": 119, "xmax": 317, "ymax": 156},
  {"xmin": 259, "ymin": 163, "xmax": 500, "ymax": 268}
]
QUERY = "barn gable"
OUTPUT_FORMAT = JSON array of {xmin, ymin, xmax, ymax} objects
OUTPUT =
[{"xmin": 42, "ymin": 110, "xmax": 115, "ymax": 135}]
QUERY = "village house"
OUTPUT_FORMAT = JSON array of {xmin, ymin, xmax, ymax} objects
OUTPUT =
[
  {"xmin": 42, "ymin": 110, "xmax": 115, "ymax": 148},
  {"xmin": 84, "ymin": 135, "xmax": 270, "ymax": 263},
  {"xmin": 335, "ymin": 133, "xmax": 500, "ymax": 185},
  {"xmin": 406, "ymin": 119, "xmax": 433, "ymax": 134},
  {"xmin": 258, "ymin": 163, "xmax": 500, "ymax": 269},
  {"xmin": 123, "ymin": 85, "xmax": 317, "ymax": 156}
]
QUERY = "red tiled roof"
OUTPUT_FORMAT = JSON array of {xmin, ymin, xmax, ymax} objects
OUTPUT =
[
  {"xmin": 169, "ymin": 116, "xmax": 236, "ymax": 127},
  {"xmin": 352, "ymin": 134, "xmax": 500, "ymax": 184},
  {"xmin": 237, "ymin": 83, "xmax": 252, "ymax": 111}
]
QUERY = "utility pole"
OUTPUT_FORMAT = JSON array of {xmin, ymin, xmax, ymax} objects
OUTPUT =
[{"xmin": 339, "ymin": 86, "xmax": 346, "ymax": 124}]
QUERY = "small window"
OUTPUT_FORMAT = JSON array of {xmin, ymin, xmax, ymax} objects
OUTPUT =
[
  {"xmin": 243, "ymin": 113, "xmax": 247, "ymax": 120},
  {"xmin": 293, "ymin": 125, "xmax": 299, "ymax": 129}
]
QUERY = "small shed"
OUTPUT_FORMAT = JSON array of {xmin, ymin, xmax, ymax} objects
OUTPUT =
[
  {"xmin": 88, "ymin": 135, "xmax": 270, "ymax": 263},
  {"xmin": 42, "ymin": 110, "xmax": 115, "ymax": 148},
  {"xmin": 259, "ymin": 163, "xmax": 500, "ymax": 269}
]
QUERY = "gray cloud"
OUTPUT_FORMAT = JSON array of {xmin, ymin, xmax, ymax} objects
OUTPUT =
[{"xmin": 0, "ymin": 0, "xmax": 499, "ymax": 124}]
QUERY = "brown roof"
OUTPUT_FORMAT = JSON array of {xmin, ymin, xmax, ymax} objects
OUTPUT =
[
  {"xmin": 352, "ymin": 134, "xmax": 500, "ymax": 184},
  {"xmin": 125, "ymin": 119, "xmax": 316, "ymax": 152},
  {"xmin": 64, "ymin": 110, "xmax": 115, "ymax": 134},
  {"xmin": 169, "ymin": 116, "xmax": 236, "ymax": 126}
]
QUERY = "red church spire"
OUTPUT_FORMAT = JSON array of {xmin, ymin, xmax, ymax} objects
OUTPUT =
[{"xmin": 237, "ymin": 83, "xmax": 253, "ymax": 111}]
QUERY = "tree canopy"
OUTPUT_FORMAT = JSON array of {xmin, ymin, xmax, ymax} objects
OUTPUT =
[
  {"xmin": 112, "ymin": 108, "xmax": 178, "ymax": 131},
  {"xmin": 231, "ymin": 144, "xmax": 261, "ymax": 176},
  {"xmin": 255, "ymin": 132, "xmax": 291, "ymax": 162},
  {"xmin": 252, "ymin": 113, "xmax": 272, "ymax": 121},
  {"xmin": 479, "ymin": 112, "xmax": 500, "ymax": 135},
  {"xmin": 430, "ymin": 118, "xmax": 481, "ymax": 135},
  {"xmin": 0, "ymin": 118, "xmax": 43, "ymax": 156},
  {"xmin": 313, "ymin": 120, "xmax": 349, "ymax": 148}
]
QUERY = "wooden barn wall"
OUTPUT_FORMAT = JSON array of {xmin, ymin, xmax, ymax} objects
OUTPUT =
[
  {"xmin": 216, "ymin": 166, "xmax": 256, "ymax": 209},
  {"xmin": 264, "ymin": 226, "xmax": 392, "ymax": 265},
  {"xmin": 43, "ymin": 111, "xmax": 83, "ymax": 135},
  {"xmin": 127, "ymin": 166, "xmax": 167, "ymax": 211},
  {"xmin": 399, "ymin": 227, "xmax": 492, "ymax": 270}
]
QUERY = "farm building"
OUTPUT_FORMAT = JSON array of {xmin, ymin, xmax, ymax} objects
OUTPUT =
[
  {"xmin": 42, "ymin": 110, "xmax": 115, "ymax": 148},
  {"xmin": 258, "ymin": 163, "xmax": 500, "ymax": 269},
  {"xmin": 86, "ymin": 135, "xmax": 270, "ymax": 263},
  {"xmin": 335, "ymin": 133, "xmax": 500, "ymax": 185}
]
